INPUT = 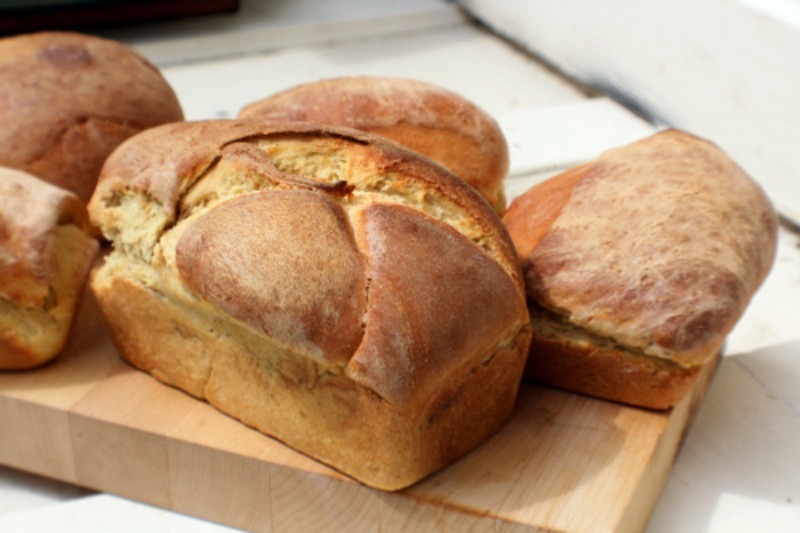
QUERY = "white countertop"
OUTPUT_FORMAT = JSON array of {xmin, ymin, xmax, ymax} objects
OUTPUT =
[{"xmin": 1, "ymin": 1, "xmax": 798, "ymax": 531}]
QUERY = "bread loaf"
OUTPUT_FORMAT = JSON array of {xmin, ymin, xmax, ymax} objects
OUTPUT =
[
  {"xmin": 88, "ymin": 120, "xmax": 531, "ymax": 490},
  {"xmin": 0, "ymin": 168, "xmax": 98, "ymax": 370},
  {"xmin": 0, "ymin": 31, "xmax": 184, "ymax": 203},
  {"xmin": 503, "ymin": 130, "xmax": 777, "ymax": 409},
  {"xmin": 238, "ymin": 76, "xmax": 510, "ymax": 214}
]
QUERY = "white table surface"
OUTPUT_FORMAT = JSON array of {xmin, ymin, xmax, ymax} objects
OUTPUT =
[{"xmin": 1, "ymin": 1, "xmax": 798, "ymax": 531}]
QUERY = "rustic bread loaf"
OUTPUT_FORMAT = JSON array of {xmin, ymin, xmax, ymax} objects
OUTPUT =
[
  {"xmin": 88, "ymin": 120, "xmax": 531, "ymax": 490},
  {"xmin": 503, "ymin": 130, "xmax": 777, "ymax": 409},
  {"xmin": 0, "ymin": 31, "xmax": 184, "ymax": 203},
  {"xmin": 0, "ymin": 168, "xmax": 98, "ymax": 370},
  {"xmin": 238, "ymin": 76, "xmax": 510, "ymax": 214}
]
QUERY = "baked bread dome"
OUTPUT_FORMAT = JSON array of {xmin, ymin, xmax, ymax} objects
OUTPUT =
[
  {"xmin": 0, "ymin": 31, "xmax": 184, "ymax": 203},
  {"xmin": 503, "ymin": 130, "xmax": 777, "ymax": 409},
  {"xmin": 238, "ymin": 76, "xmax": 510, "ymax": 214},
  {"xmin": 88, "ymin": 120, "xmax": 531, "ymax": 490}
]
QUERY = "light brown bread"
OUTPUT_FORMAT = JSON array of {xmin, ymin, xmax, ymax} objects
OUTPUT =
[
  {"xmin": 238, "ymin": 76, "xmax": 510, "ymax": 213},
  {"xmin": 503, "ymin": 130, "xmax": 778, "ymax": 409},
  {"xmin": 0, "ymin": 168, "xmax": 98, "ymax": 370},
  {"xmin": 88, "ymin": 120, "xmax": 531, "ymax": 490},
  {"xmin": 0, "ymin": 31, "xmax": 184, "ymax": 203}
]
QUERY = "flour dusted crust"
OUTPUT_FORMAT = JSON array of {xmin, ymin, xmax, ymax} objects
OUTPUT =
[
  {"xmin": 0, "ymin": 168, "xmax": 98, "ymax": 369},
  {"xmin": 0, "ymin": 31, "xmax": 183, "ymax": 203},
  {"xmin": 503, "ymin": 130, "xmax": 777, "ymax": 409},
  {"xmin": 238, "ymin": 76, "xmax": 510, "ymax": 213},
  {"xmin": 88, "ymin": 120, "xmax": 531, "ymax": 490}
]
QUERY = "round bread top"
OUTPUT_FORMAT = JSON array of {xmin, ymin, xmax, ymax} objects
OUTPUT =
[
  {"xmin": 90, "ymin": 120, "xmax": 528, "ymax": 406},
  {"xmin": 0, "ymin": 31, "xmax": 184, "ymax": 203},
  {"xmin": 0, "ymin": 166, "xmax": 91, "ymax": 306},
  {"xmin": 503, "ymin": 130, "xmax": 778, "ymax": 366},
  {"xmin": 238, "ymin": 76, "xmax": 509, "ymax": 213}
]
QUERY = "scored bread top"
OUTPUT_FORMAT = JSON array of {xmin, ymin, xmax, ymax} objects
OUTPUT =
[
  {"xmin": 90, "ymin": 120, "xmax": 528, "ymax": 406},
  {"xmin": 0, "ymin": 31, "xmax": 184, "ymax": 203},
  {"xmin": 0, "ymin": 167, "xmax": 93, "ymax": 307},
  {"xmin": 238, "ymin": 76, "xmax": 509, "ymax": 213},
  {"xmin": 503, "ymin": 129, "xmax": 778, "ymax": 367}
]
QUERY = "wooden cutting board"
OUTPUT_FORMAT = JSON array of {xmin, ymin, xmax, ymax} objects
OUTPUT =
[{"xmin": 0, "ymin": 285, "xmax": 718, "ymax": 532}]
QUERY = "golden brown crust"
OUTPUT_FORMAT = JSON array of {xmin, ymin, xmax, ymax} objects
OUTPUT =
[
  {"xmin": 346, "ymin": 203, "xmax": 528, "ymax": 406},
  {"xmin": 0, "ymin": 168, "xmax": 98, "ymax": 369},
  {"xmin": 0, "ymin": 31, "xmax": 183, "ymax": 203},
  {"xmin": 90, "ymin": 120, "xmax": 259, "ymax": 224},
  {"xmin": 176, "ymin": 189, "xmax": 366, "ymax": 366},
  {"xmin": 502, "ymin": 164, "xmax": 585, "ymax": 260},
  {"xmin": 0, "ymin": 168, "xmax": 89, "ymax": 304},
  {"xmin": 90, "ymin": 120, "xmax": 521, "ymax": 279},
  {"xmin": 238, "ymin": 76, "xmax": 509, "ymax": 213},
  {"xmin": 93, "ymin": 269, "xmax": 531, "ymax": 490},
  {"xmin": 504, "ymin": 130, "xmax": 777, "ymax": 408},
  {"xmin": 89, "ymin": 119, "xmax": 530, "ymax": 489},
  {"xmin": 523, "ymin": 329, "xmax": 701, "ymax": 411}
]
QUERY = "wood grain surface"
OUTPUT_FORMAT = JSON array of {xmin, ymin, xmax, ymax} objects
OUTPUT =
[{"xmin": 0, "ymin": 283, "xmax": 719, "ymax": 532}]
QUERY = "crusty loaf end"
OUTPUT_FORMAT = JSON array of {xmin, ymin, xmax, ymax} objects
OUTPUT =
[{"xmin": 1, "ymin": 168, "xmax": 98, "ymax": 369}]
